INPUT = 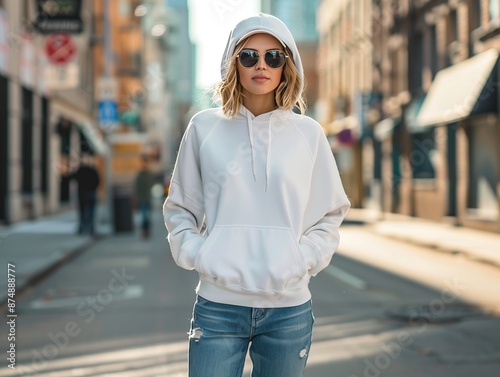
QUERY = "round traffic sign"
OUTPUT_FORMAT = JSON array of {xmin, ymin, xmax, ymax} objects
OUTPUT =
[{"xmin": 44, "ymin": 33, "xmax": 76, "ymax": 65}]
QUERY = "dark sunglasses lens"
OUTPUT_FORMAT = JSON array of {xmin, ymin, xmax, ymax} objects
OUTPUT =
[
  {"xmin": 239, "ymin": 50, "xmax": 259, "ymax": 67},
  {"xmin": 265, "ymin": 50, "xmax": 286, "ymax": 68}
]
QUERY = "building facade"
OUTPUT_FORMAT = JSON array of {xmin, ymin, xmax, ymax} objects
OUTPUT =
[
  {"xmin": 317, "ymin": 0, "xmax": 374, "ymax": 208},
  {"xmin": 109, "ymin": 0, "xmax": 193, "ymax": 178},
  {"xmin": 408, "ymin": 0, "xmax": 500, "ymax": 232},
  {"xmin": 373, "ymin": 0, "xmax": 500, "ymax": 232},
  {"xmin": 0, "ymin": 0, "xmax": 186, "ymax": 225},
  {"xmin": 318, "ymin": 0, "xmax": 500, "ymax": 233},
  {"xmin": 0, "ymin": 0, "xmax": 102, "ymax": 224}
]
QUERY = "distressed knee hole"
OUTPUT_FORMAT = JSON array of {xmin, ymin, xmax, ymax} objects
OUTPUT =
[
  {"xmin": 188, "ymin": 327, "xmax": 203, "ymax": 342},
  {"xmin": 299, "ymin": 348, "xmax": 308, "ymax": 359}
]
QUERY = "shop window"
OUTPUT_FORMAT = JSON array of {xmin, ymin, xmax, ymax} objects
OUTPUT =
[
  {"xmin": 373, "ymin": 140, "xmax": 382, "ymax": 180},
  {"xmin": 21, "ymin": 87, "xmax": 33, "ymax": 194},
  {"xmin": 41, "ymin": 97, "xmax": 49, "ymax": 194},
  {"xmin": 446, "ymin": 10, "xmax": 461, "ymax": 66},
  {"xmin": 389, "ymin": 49, "xmax": 399, "ymax": 95},
  {"xmin": 469, "ymin": 0, "xmax": 482, "ymax": 57},
  {"xmin": 470, "ymin": 0, "xmax": 482, "ymax": 28},
  {"xmin": 410, "ymin": 129, "xmax": 436, "ymax": 180},
  {"xmin": 410, "ymin": 32, "xmax": 423, "ymax": 92},
  {"xmin": 429, "ymin": 25, "xmax": 438, "ymax": 78},
  {"xmin": 448, "ymin": 9, "xmax": 459, "ymax": 42},
  {"xmin": 56, "ymin": 118, "xmax": 72, "ymax": 203},
  {"xmin": 467, "ymin": 123, "xmax": 499, "ymax": 220},
  {"xmin": 0, "ymin": 75, "xmax": 8, "ymax": 222}
]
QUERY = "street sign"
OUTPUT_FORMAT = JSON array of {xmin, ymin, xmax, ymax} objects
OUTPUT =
[
  {"xmin": 33, "ymin": 0, "xmax": 83, "ymax": 34},
  {"xmin": 99, "ymin": 100, "xmax": 118, "ymax": 131},
  {"xmin": 97, "ymin": 76, "xmax": 118, "ymax": 101},
  {"xmin": 44, "ymin": 33, "xmax": 76, "ymax": 65},
  {"xmin": 44, "ymin": 62, "xmax": 79, "ymax": 90}
]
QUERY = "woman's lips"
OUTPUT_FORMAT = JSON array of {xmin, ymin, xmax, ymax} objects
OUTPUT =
[{"xmin": 252, "ymin": 76, "xmax": 269, "ymax": 82}]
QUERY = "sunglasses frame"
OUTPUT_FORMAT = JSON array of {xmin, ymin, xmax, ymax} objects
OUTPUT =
[{"xmin": 237, "ymin": 49, "xmax": 289, "ymax": 69}]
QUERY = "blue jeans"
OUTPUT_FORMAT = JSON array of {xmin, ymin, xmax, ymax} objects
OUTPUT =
[
  {"xmin": 78, "ymin": 192, "xmax": 96, "ymax": 235},
  {"xmin": 138, "ymin": 201, "xmax": 151, "ymax": 231},
  {"xmin": 188, "ymin": 296, "xmax": 314, "ymax": 377}
]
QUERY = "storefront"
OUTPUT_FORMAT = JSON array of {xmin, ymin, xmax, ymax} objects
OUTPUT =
[{"xmin": 415, "ymin": 48, "xmax": 500, "ymax": 232}]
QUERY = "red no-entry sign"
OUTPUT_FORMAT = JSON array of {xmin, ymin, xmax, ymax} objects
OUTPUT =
[{"xmin": 44, "ymin": 33, "xmax": 77, "ymax": 64}]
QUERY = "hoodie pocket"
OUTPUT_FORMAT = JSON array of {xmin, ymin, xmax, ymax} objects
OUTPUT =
[{"xmin": 194, "ymin": 226, "xmax": 308, "ymax": 293}]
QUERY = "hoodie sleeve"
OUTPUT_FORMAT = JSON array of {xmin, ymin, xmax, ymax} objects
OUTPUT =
[
  {"xmin": 163, "ymin": 121, "xmax": 206, "ymax": 270},
  {"xmin": 299, "ymin": 131, "xmax": 351, "ymax": 277}
]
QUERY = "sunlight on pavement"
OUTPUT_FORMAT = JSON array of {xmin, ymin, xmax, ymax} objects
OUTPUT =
[{"xmin": 1, "ymin": 342, "xmax": 188, "ymax": 377}]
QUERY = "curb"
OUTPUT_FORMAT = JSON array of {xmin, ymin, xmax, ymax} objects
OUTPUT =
[{"xmin": 366, "ymin": 227, "xmax": 500, "ymax": 269}]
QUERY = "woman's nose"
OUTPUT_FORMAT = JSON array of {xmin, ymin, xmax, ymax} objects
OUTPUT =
[{"xmin": 255, "ymin": 54, "xmax": 267, "ymax": 70}]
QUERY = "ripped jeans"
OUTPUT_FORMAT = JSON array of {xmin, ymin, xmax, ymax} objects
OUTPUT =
[{"xmin": 188, "ymin": 296, "xmax": 314, "ymax": 377}]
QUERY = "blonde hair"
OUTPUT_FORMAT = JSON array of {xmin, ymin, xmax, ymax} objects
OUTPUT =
[{"xmin": 213, "ymin": 38, "xmax": 306, "ymax": 118}]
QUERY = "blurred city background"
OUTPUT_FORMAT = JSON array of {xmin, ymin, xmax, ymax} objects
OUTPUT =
[{"xmin": 1, "ymin": 0, "xmax": 500, "ymax": 376}]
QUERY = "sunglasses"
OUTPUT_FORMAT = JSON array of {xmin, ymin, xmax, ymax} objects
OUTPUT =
[{"xmin": 237, "ymin": 49, "xmax": 288, "ymax": 69}]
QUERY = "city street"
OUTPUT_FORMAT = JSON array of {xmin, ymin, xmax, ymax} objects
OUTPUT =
[
  {"xmin": 1, "ymin": 206, "xmax": 500, "ymax": 377},
  {"xmin": 2, "ymin": 1, "xmax": 500, "ymax": 376}
]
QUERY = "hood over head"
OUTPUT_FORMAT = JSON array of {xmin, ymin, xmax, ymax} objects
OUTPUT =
[
  {"xmin": 220, "ymin": 13, "xmax": 304, "ymax": 93},
  {"xmin": 220, "ymin": 14, "xmax": 305, "ymax": 192}
]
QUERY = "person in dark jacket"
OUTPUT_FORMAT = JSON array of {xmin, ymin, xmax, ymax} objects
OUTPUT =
[{"xmin": 69, "ymin": 154, "xmax": 100, "ymax": 235}]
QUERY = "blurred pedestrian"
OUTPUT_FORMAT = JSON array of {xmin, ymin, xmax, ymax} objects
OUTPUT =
[
  {"xmin": 134, "ymin": 155, "xmax": 155, "ymax": 239},
  {"xmin": 68, "ymin": 154, "xmax": 100, "ymax": 235},
  {"xmin": 163, "ymin": 13, "xmax": 350, "ymax": 377}
]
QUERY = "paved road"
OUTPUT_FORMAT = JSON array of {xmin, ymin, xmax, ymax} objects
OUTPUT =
[{"xmin": 1, "ymin": 210, "xmax": 500, "ymax": 376}]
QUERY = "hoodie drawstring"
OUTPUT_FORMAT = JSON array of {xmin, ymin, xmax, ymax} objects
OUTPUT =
[
  {"xmin": 246, "ymin": 111, "xmax": 257, "ymax": 181},
  {"xmin": 265, "ymin": 114, "xmax": 273, "ymax": 192},
  {"xmin": 245, "ymin": 109, "xmax": 273, "ymax": 191}
]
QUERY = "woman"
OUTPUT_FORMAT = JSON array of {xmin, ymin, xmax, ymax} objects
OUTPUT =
[{"xmin": 163, "ymin": 13, "xmax": 350, "ymax": 377}]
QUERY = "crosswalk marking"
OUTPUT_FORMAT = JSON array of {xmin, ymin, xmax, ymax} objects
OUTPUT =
[
  {"xmin": 324, "ymin": 265, "xmax": 368, "ymax": 290},
  {"xmin": 29, "ymin": 285, "xmax": 143, "ymax": 309}
]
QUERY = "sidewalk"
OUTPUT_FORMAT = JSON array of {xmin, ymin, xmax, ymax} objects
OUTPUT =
[
  {"xmin": 0, "ymin": 206, "xmax": 112, "ymax": 305},
  {"xmin": 345, "ymin": 208, "xmax": 500, "ymax": 268}
]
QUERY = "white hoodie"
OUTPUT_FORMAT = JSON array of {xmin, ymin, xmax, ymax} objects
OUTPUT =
[{"xmin": 163, "ymin": 14, "xmax": 350, "ymax": 308}]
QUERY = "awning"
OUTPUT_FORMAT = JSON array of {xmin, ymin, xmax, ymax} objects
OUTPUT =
[
  {"xmin": 416, "ymin": 48, "xmax": 499, "ymax": 128},
  {"xmin": 52, "ymin": 101, "xmax": 107, "ymax": 155},
  {"xmin": 78, "ymin": 121, "xmax": 106, "ymax": 155}
]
